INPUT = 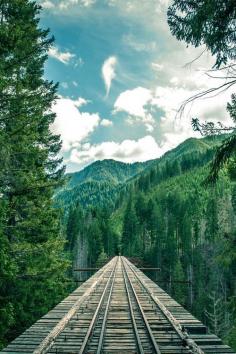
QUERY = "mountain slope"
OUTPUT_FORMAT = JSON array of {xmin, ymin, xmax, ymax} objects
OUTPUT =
[
  {"xmin": 106, "ymin": 134, "xmax": 235, "ymax": 345},
  {"xmin": 117, "ymin": 135, "xmax": 227, "ymax": 191},
  {"xmin": 66, "ymin": 159, "xmax": 153, "ymax": 188},
  {"xmin": 55, "ymin": 159, "xmax": 154, "ymax": 209},
  {"xmin": 62, "ymin": 133, "xmax": 236, "ymax": 348},
  {"xmin": 55, "ymin": 135, "xmax": 227, "ymax": 210}
]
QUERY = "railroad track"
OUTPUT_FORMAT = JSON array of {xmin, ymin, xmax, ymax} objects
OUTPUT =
[{"xmin": 1, "ymin": 256, "xmax": 235, "ymax": 354}]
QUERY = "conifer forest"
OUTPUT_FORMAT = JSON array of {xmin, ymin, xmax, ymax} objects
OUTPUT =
[{"xmin": 0, "ymin": 0, "xmax": 236, "ymax": 351}]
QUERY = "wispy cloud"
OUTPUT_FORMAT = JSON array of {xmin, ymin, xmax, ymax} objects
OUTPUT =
[
  {"xmin": 102, "ymin": 56, "xmax": 118, "ymax": 98},
  {"xmin": 48, "ymin": 46, "xmax": 75, "ymax": 65},
  {"xmin": 72, "ymin": 81, "xmax": 78, "ymax": 87}
]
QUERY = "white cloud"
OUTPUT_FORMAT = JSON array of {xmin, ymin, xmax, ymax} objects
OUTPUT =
[
  {"xmin": 151, "ymin": 84, "xmax": 232, "ymax": 151},
  {"xmin": 101, "ymin": 119, "xmax": 113, "ymax": 127},
  {"xmin": 70, "ymin": 135, "xmax": 162, "ymax": 165},
  {"xmin": 73, "ymin": 97, "xmax": 90, "ymax": 107},
  {"xmin": 114, "ymin": 87, "xmax": 155, "ymax": 130},
  {"xmin": 145, "ymin": 124, "xmax": 154, "ymax": 132},
  {"xmin": 114, "ymin": 87, "xmax": 152, "ymax": 118},
  {"xmin": 40, "ymin": 0, "xmax": 96, "ymax": 10},
  {"xmin": 41, "ymin": 0, "xmax": 55, "ymax": 8},
  {"xmin": 48, "ymin": 46, "xmax": 75, "ymax": 65},
  {"xmin": 58, "ymin": 0, "xmax": 96, "ymax": 9},
  {"xmin": 102, "ymin": 56, "xmax": 117, "ymax": 97},
  {"xmin": 81, "ymin": 0, "xmax": 96, "ymax": 6},
  {"xmin": 114, "ymin": 81, "xmax": 232, "ymax": 154},
  {"xmin": 51, "ymin": 97, "xmax": 100, "ymax": 151}
]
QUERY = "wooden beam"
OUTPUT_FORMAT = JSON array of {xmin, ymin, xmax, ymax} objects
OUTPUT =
[
  {"xmin": 138, "ymin": 268, "xmax": 161, "ymax": 271},
  {"xmin": 73, "ymin": 268, "xmax": 100, "ymax": 271},
  {"xmin": 73, "ymin": 267, "xmax": 161, "ymax": 272}
]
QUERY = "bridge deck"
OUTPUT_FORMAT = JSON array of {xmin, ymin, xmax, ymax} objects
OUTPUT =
[{"xmin": 1, "ymin": 256, "xmax": 235, "ymax": 354}]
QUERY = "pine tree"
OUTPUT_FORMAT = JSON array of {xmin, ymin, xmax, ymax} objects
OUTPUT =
[
  {"xmin": 96, "ymin": 249, "xmax": 108, "ymax": 267},
  {"xmin": 122, "ymin": 198, "xmax": 139, "ymax": 257},
  {"xmin": 205, "ymin": 291, "xmax": 228, "ymax": 337},
  {"xmin": 87, "ymin": 218, "xmax": 103, "ymax": 266},
  {"xmin": 172, "ymin": 259, "xmax": 186, "ymax": 305},
  {"xmin": 167, "ymin": 0, "xmax": 235, "ymax": 69},
  {"xmin": 0, "ymin": 0, "xmax": 68, "ymax": 346},
  {"xmin": 66, "ymin": 205, "xmax": 83, "ymax": 251}
]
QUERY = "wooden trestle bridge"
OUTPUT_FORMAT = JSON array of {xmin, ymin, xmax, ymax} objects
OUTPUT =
[{"xmin": 1, "ymin": 257, "xmax": 235, "ymax": 354}]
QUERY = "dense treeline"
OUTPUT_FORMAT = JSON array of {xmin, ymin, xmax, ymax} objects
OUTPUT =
[
  {"xmin": 65, "ymin": 138, "xmax": 236, "ymax": 349},
  {"xmin": 0, "ymin": 1, "xmax": 70, "ymax": 348},
  {"xmin": 121, "ymin": 150, "xmax": 236, "ymax": 347},
  {"xmin": 66, "ymin": 204, "xmax": 120, "ymax": 267},
  {"xmin": 55, "ymin": 159, "xmax": 151, "ymax": 211},
  {"xmin": 56, "ymin": 180, "xmax": 122, "ymax": 210},
  {"xmin": 121, "ymin": 168, "xmax": 236, "ymax": 343},
  {"xmin": 118, "ymin": 143, "xmax": 236, "ymax": 347}
]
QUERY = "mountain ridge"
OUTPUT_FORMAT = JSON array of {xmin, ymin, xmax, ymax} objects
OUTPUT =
[{"xmin": 55, "ymin": 135, "xmax": 227, "ymax": 210}]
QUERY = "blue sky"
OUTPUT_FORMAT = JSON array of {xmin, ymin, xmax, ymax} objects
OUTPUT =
[{"xmin": 38, "ymin": 0, "xmax": 233, "ymax": 172}]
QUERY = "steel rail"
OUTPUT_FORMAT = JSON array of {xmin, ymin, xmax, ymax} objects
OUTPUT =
[
  {"xmin": 79, "ymin": 257, "xmax": 118, "ymax": 354},
  {"xmin": 33, "ymin": 257, "xmax": 117, "ymax": 354},
  {"xmin": 96, "ymin": 257, "xmax": 118, "ymax": 354},
  {"xmin": 122, "ymin": 259, "xmax": 145, "ymax": 354},
  {"xmin": 122, "ymin": 258, "xmax": 162, "ymax": 354},
  {"xmin": 123, "ymin": 257, "xmax": 205, "ymax": 354}
]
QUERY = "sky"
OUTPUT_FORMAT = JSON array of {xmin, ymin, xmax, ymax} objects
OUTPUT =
[{"xmin": 38, "ymin": 0, "xmax": 233, "ymax": 172}]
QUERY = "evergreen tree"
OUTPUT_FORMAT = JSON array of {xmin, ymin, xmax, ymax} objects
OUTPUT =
[
  {"xmin": 122, "ymin": 198, "xmax": 139, "ymax": 256},
  {"xmin": 205, "ymin": 291, "xmax": 228, "ymax": 336},
  {"xmin": 96, "ymin": 249, "xmax": 108, "ymax": 267},
  {"xmin": 168, "ymin": 0, "xmax": 236, "ymax": 181},
  {"xmin": 87, "ymin": 218, "xmax": 103, "ymax": 266},
  {"xmin": 167, "ymin": 0, "xmax": 236, "ymax": 68},
  {"xmin": 172, "ymin": 259, "xmax": 186, "ymax": 305},
  {"xmin": 0, "ymin": 0, "xmax": 68, "ymax": 346},
  {"xmin": 66, "ymin": 205, "xmax": 83, "ymax": 251}
]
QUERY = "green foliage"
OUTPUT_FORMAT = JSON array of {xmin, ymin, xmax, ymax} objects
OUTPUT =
[
  {"xmin": 122, "ymin": 197, "xmax": 140, "ymax": 257},
  {"xmin": 55, "ymin": 159, "xmax": 152, "ymax": 211},
  {"xmin": 172, "ymin": 260, "xmax": 187, "ymax": 305},
  {"xmin": 43, "ymin": 133, "xmax": 236, "ymax": 353},
  {"xmin": 67, "ymin": 159, "xmax": 151, "ymax": 188},
  {"xmin": 0, "ymin": 0, "xmax": 69, "ymax": 348},
  {"xmin": 96, "ymin": 249, "xmax": 108, "ymax": 267},
  {"xmin": 66, "ymin": 205, "xmax": 120, "ymax": 268},
  {"xmin": 205, "ymin": 291, "xmax": 229, "ymax": 337},
  {"xmin": 168, "ymin": 0, "xmax": 236, "ymax": 181},
  {"xmin": 205, "ymin": 95, "xmax": 236, "ymax": 182},
  {"xmin": 66, "ymin": 205, "xmax": 83, "ymax": 252},
  {"xmin": 167, "ymin": 0, "xmax": 236, "ymax": 68},
  {"xmin": 107, "ymin": 135, "xmax": 236, "ymax": 347}
]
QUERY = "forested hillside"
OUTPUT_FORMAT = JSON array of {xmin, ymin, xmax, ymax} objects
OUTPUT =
[
  {"xmin": 55, "ymin": 159, "xmax": 153, "ymax": 210},
  {"xmin": 63, "ymin": 134, "xmax": 236, "ymax": 348}
]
